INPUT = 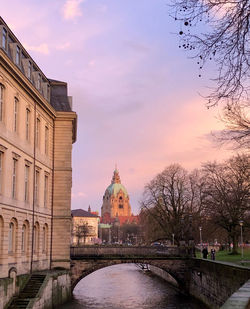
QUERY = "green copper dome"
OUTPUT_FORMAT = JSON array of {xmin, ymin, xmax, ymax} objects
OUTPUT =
[
  {"xmin": 106, "ymin": 183, "xmax": 128, "ymax": 198},
  {"xmin": 104, "ymin": 168, "xmax": 129, "ymax": 198}
]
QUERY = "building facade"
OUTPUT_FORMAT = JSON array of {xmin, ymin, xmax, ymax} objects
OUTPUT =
[
  {"xmin": 101, "ymin": 168, "xmax": 132, "ymax": 220},
  {"xmin": 0, "ymin": 15, "xmax": 77, "ymax": 289},
  {"xmin": 71, "ymin": 209, "xmax": 99, "ymax": 245}
]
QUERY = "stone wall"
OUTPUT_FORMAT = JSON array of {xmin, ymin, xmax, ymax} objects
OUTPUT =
[
  {"xmin": 51, "ymin": 112, "xmax": 76, "ymax": 270},
  {"xmin": 221, "ymin": 279, "xmax": 250, "ymax": 309},
  {"xmin": 189, "ymin": 259, "xmax": 250, "ymax": 308},
  {"xmin": 70, "ymin": 245, "xmax": 180, "ymax": 257},
  {"xmin": 149, "ymin": 265, "xmax": 178, "ymax": 287},
  {"xmin": 28, "ymin": 270, "xmax": 71, "ymax": 309},
  {"xmin": 0, "ymin": 273, "xmax": 29, "ymax": 309}
]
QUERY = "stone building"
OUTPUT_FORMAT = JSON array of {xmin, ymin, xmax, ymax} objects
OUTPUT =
[
  {"xmin": 71, "ymin": 209, "xmax": 99, "ymax": 245},
  {"xmin": 100, "ymin": 168, "xmax": 140, "ymax": 243},
  {"xmin": 101, "ymin": 168, "xmax": 132, "ymax": 220},
  {"xmin": 0, "ymin": 16, "xmax": 77, "ymax": 305}
]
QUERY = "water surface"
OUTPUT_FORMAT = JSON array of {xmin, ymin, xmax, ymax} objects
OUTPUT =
[{"xmin": 62, "ymin": 264, "xmax": 203, "ymax": 309}]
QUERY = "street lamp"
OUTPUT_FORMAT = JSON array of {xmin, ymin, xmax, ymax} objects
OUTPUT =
[
  {"xmin": 239, "ymin": 221, "xmax": 244, "ymax": 260},
  {"xmin": 199, "ymin": 226, "xmax": 203, "ymax": 257},
  {"xmin": 172, "ymin": 233, "xmax": 175, "ymax": 246}
]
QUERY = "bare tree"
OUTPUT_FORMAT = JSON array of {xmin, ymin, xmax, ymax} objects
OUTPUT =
[
  {"xmin": 74, "ymin": 223, "xmax": 90, "ymax": 245},
  {"xmin": 140, "ymin": 164, "xmax": 206, "ymax": 244},
  {"xmin": 171, "ymin": 0, "xmax": 250, "ymax": 147},
  {"xmin": 203, "ymin": 154, "xmax": 250, "ymax": 253},
  {"xmin": 215, "ymin": 105, "xmax": 250, "ymax": 149},
  {"xmin": 171, "ymin": 0, "xmax": 250, "ymax": 108}
]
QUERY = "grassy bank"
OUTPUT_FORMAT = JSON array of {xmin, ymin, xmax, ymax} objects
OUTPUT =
[{"xmin": 196, "ymin": 248, "xmax": 250, "ymax": 267}]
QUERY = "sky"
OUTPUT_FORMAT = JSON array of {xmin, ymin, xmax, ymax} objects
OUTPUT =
[{"xmin": 1, "ymin": 0, "xmax": 233, "ymax": 214}]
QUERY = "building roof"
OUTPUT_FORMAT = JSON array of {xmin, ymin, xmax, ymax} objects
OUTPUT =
[
  {"xmin": 71, "ymin": 209, "xmax": 99, "ymax": 218},
  {"xmin": 106, "ymin": 183, "xmax": 128, "ymax": 198},
  {"xmin": 0, "ymin": 17, "xmax": 73, "ymax": 112},
  {"xmin": 49, "ymin": 79, "xmax": 72, "ymax": 112},
  {"xmin": 105, "ymin": 169, "xmax": 129, "ymax": 198},
  {"xmin": 101, "ymin": 213, "xmax": 139, "ymax": 226}
]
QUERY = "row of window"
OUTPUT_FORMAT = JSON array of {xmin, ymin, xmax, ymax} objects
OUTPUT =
[
  {"xmin": 2, "ymin": 26, "xmax": 49, "ymax": 98},
  {"xmin": 5, "ymin": 217, "xmax": 49, "ymax": 256},
  {"xmin": 0, "ymin": 84, "xmax": 50, "ymax": 154},
  {"xmin": 0, "ymin": 151, "xmax": 50, "ymax": 207}
]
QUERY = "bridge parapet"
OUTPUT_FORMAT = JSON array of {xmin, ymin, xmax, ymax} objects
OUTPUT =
[{"xmin": 70, "ymin": 245, "xmax": 180, "ymax": 258}]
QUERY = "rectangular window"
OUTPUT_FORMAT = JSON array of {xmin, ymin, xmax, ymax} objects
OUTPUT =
[
  {"xmin": 28, "ymin": 61, "xmax": 32, "ymax": 79},
  {"xmin": 35, "ymin": 170, "xmax": 39, "ymax": 204},
  {"xmin": 25, "ymin": 109, "xmax": 30, "ymax": 140},
  {"xmin": 44, "ymin": 174, "xmax": 48, "ymax": 208},
  {"xmin": 16, "ymin": 45, "xmax": 20, "ymax": 66},
  {"xmin": 0, "ymin": 84, "xmax": 3, "ymax": 121},
  {"xmin": 45, "ymin": 126, "xmax": 49, "ymax": 155},
  {"xmin": 12, "ymin": 158, "xmax": 17, "ymax": 199},
  {"xmin": 2, "ymin": 28, "xmax": 7, "ymax": 50},
  {"xmin": 36, "ymin": 118, "xmax": 40, "ymax": 148},
  {"xmin": 24, "ymin": 165, "xmax": 29, "ymax": 202},
  {"xmin": 14, "ymin": 98, "xmax": 18, "ymax": 132}
]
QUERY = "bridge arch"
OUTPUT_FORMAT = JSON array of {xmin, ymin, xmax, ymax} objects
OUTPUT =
[{"xmin": 70, "ymin": 259, "xmax": 188, "ymax": 292}]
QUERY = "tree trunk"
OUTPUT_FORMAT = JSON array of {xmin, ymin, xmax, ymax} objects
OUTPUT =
[{"xmin": 232, "ymin": 233, "xmax": 238, "ymax": 254}]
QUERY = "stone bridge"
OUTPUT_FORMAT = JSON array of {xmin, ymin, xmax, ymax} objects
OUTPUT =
[{"xmin": 70, "ymin": 246, "xmax": 250, "ymax": 308}]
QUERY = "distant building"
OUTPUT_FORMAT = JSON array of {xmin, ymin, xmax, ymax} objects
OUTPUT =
[
  {"xmin": 100, "ymin": 168, "xmax": 139, "ymax": 243},
  {"xmin": 71, "ymin": 209, "xmax": 99, "ymax": 245},
  {"xmin": 0, "ymin": 16, "xmax": 77, "ymax": 306},
  {"xmin": 101, "ymin": 168, "xmax": 132, "ymax": 221}
]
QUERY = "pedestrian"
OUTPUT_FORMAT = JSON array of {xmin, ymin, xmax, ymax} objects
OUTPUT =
[
  {"xmin": 211, "ymin": 248, "xmax": 216, "ymax": 260},
  {"xmin": 202, "ymin": 247, "xmax": 208, "ymax": 259}
]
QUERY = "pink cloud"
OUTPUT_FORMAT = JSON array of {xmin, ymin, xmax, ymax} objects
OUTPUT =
[
  {"xmin": 23, "ymin": 43, "xmax": 50, "ymax": 55},
  {"xmin": 62, "ymin": 0, "xmax": 84, "ymax": 20}
]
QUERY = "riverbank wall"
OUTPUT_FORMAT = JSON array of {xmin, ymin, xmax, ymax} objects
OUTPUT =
[
  {"xmin": 149, "ymin": 265, "xmax": 178, "ymax": 287},
  {"xmin": 0, "ymin": 273, "xmax": 29, "ymax": 308},
  {"xmin": 1, "ymin": 270, "xmax": 71, "ymax": 309},
  {"xmin": 27, "ymin": 270, "xmax": 71, "ymax": 309},
  {"xmin": 189, "ymin": 259, "xmax": 250, "ymax": 308},
  {"xmin": 149, "ymin": 259, "xmax": 250, "ymax": 309}
]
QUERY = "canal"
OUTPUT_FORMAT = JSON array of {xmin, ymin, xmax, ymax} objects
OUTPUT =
[{"xmin": 62, "ymin": 264, "xmax": 205, "ymax": 309}]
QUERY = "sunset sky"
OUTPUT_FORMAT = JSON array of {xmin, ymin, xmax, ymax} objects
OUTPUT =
[{"xmin": 2, "ymin": 0, "xmax": 233, "ymax": 214}]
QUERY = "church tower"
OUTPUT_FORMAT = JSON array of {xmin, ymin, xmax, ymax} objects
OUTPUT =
[{"xmin": 101, "ymin": 168, "xmax": 131, "ymax": 219}]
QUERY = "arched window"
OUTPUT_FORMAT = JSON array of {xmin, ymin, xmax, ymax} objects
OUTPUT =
[
  {"xmin": 0, "ymin": 216, "xmax": 4, "ymax": 258},
  {"xmin": 8, "ymin": 222, "xmax": 14, "ymax": 253},
  {"xmin": 42, "ymin": 225, "xmax": 48, "ymax": 254},
  {"xmin": 33, "ymin": 226, "xmax": 37, "ymax": 254},
  {"xmin": 21, "ymin": 224, "xmax": 27, "ymax": 253},
  {"xmin": 33, "ymin": 222, "xmax": 39, "ymax": 255},
  {"xmin": 0, "ymin": 84, "xmax": 4, "ymax": 122}
]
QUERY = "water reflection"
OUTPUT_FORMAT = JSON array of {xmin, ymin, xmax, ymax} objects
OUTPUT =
[{"xmin": 62, "ymin": 264, "xmax": 203, "ymax": 309}]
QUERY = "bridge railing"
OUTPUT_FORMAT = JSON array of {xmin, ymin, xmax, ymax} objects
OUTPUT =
[{"xmin": 70, "ymin": 245, "xmax": 181, "ymax": 258}]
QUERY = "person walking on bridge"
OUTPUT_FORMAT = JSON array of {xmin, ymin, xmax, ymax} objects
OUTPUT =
[
  {"xmin": 202, "ymin": 247, "xmax": 208, "ymax": 259},
  {"xmin": 211, "ymin": 248, "xmax": 216, "ymax": 260}
]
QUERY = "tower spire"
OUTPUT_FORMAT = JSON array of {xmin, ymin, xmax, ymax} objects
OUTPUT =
[{"xmin": 111, "ymin": 166, "xmax": 121, "ymax": 184}]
